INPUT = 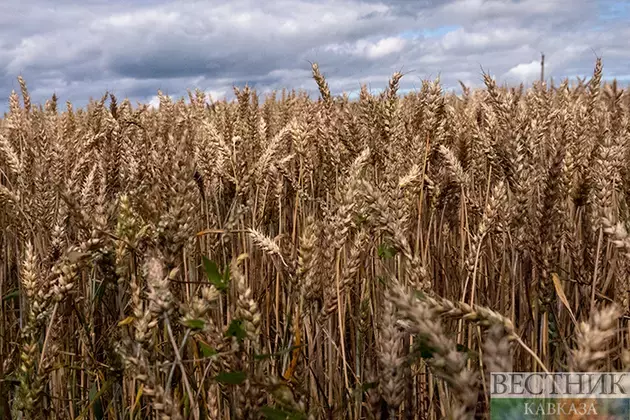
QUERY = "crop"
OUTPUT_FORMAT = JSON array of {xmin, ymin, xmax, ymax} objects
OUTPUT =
[{"xmin": 0, "ymin": 60, "xmax": 627, "ymax": 419}]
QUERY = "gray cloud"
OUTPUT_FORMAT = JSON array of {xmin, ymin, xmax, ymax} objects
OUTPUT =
[{"xmin": 0, "ymin": 0, "xmax": 628, "ymax": 112}]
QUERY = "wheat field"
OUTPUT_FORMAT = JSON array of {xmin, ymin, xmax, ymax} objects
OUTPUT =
[{"xmin": 0, "ymin": 59, "xmax": 628, "ymax": 419}]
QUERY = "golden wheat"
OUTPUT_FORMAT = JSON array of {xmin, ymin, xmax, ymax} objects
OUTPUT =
[{"xmin": 0, "ymin": 60, "xmax": 628, "ymax": 419}]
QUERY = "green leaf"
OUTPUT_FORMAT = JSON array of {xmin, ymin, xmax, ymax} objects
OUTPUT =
[
  {"xmin": 223, "ymin": 263, "xmax": 231, "ymax": 286},
  {"xmin": 361, "ymin": 381, "xmax": 378, "ymax": 391},
  {"xmin": 198, "ymin": 341, "xmax": 217, "ymax": 358},
  {"xmin": 413, "ymin": 289, "xmax": 426, "ymax": 300},
  {"xmin": 2, "ymin": 289, "xmax": 19, "ymax": 301},
  {"xmin": 184, "ymin": 390, "xmax": 190, "ymax": 417},
  {"xmin": 456, "ymin": 343, "xmax": 479, "ymax": 362},
  {"xmin": 225, "ymin": 319, "xmax": 247, "ymax": 342},
  {"xmin": 94, "ymin": 279, "xmax": 107, "ymax": 304},
  {"xmin": 378, "ymin": 243, "xmax": 397, "ymax": 259},
  {"xmin": 75, "ymin": 379, "xmax": 116, "ymax": 420},
  {"xmin": 254, "ymin": 345, "xmax": 303, "ymax": 360},
  {"xmin": 88, "ymin": 382, "xmax": 104, "ymax": 420},
  {"xmin": 215, "ymin": 370, "xmax": 246, "ymax": 385},
  {"xmin": 352, "ymin": 381, "xmax": 378, "ymax": 397},
  {"xmin": 354, "ymin": 213, "xmax": 368, "ymax": 226},
  {"xmin": 260, "ymin": 406, "xmax": 307, "ymax": 420},
  {"xmin": 183, "ymin": 318, "xmax": 206, "ymax": 330},
  {"xmin": 411, "ymin": 334, "xmax": 438, "ymax": 360},
  {"xmin": 456, "ymin": 344, "xmax": 468, "ymax": 353},
  {"xmin": 202, "ymin": 256, "xmax": 227, "ymax": 291}
]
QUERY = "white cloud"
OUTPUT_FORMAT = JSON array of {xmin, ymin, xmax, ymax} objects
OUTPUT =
[
  {"xmin": 362, "ymin": 37, "xmax": 406, "ymax": 59},
  {"xmin": 441, "ymin": 27, "xmax": 534, "ymax": 52},
  {"xmin": 505, "ymin": 60, "xmax": 540, "ymax": 82},
  {"xmin": 206, "ymin": 89, "xmax": 228, "ymax": 102},
  {"xmin": 0, "ymin": 0, "xmax": 627, "ymax": 111},
  {"xmin": 324, "ymin": 36, "xmax": 406, "ymax": 60},
  {"xmin": 147, "ymin": 95, "xmax": 161, "ymax": 109},
  {"xmin": 100, "ymin": 10, "xmax": 180, "ymax": 29}
]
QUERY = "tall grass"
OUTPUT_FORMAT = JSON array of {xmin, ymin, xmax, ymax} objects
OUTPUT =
[{"xmin": 0, "ymin": 59, "xmax": 627, "ymax": 419}]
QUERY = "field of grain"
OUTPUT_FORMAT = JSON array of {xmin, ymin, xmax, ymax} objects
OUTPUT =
[{"xmin": 0, "ymin": 59, "xmax": 627, "ymax": 419}]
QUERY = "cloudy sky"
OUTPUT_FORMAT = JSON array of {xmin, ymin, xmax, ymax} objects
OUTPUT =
[{"xmin": 0, "ymin": 0, "xmax": 628, "ymax": 111}]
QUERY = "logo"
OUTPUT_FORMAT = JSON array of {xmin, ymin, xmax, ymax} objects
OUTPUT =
[{"xmin": 490, "ymin": 373, "xmax": 630, "ymax": 419}]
